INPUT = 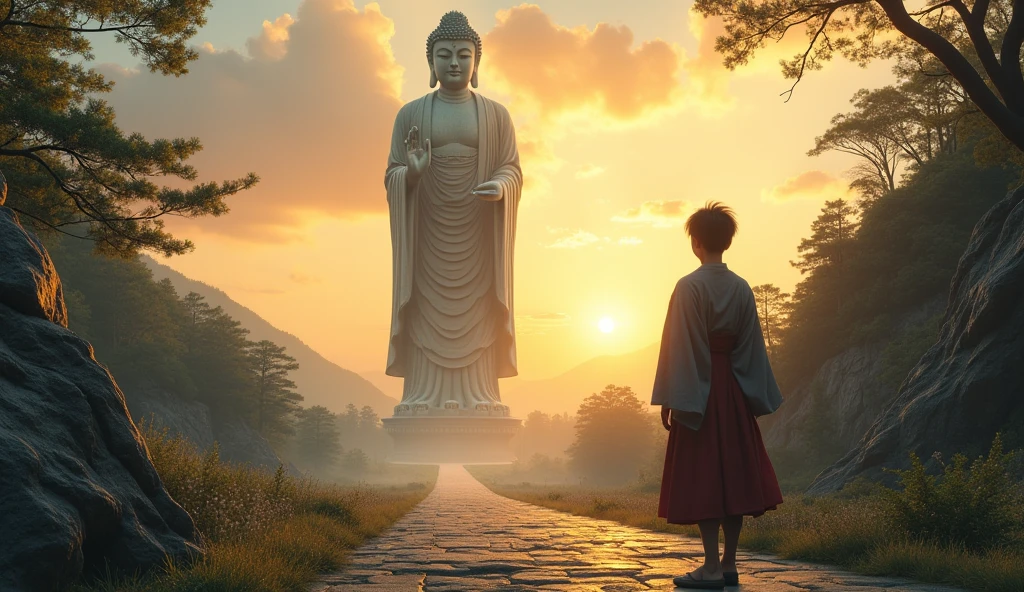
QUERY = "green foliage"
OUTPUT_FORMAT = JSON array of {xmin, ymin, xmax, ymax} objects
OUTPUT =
[
  {"xmin": 567, "ymin": 385, "xmax": 655, "ymax": 485},
  {"xmin": 776, "ymin": 149, "xmax": 1017, "ymax": 386},
  {"xmin": 342, "ymin": 449, "xmax": 370, "ymax": 475},
  {"xmin": 295, "ymin": 406, "xmax": 343, "ymax": 470},
  {"xmin": 0, "ymin": 0, "xmax": 258, "ymax": 256},
  {"xmin": 47, "ymin": 238, "xmax": 306, "ymax": 443},
  {"xmin": 247, "ymin": 340, "xmax": 303, "ymax": 443},
  {"xmin": 751, "ymin": 283, "xmax": 790, "ymax": 361},
  {"xmin": 790, "ymin": 198, "xmax": 860, "ymax": 275},
  {"xmin": 883, "ymin": 434, "xmax": 1023, "ymax": 551}
]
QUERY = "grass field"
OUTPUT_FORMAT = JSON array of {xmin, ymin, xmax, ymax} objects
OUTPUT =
[
  {"xmin": 469, "ymin": 463, "xmax": 1024, "ymax": 592},
  {"xmin": 76, "ymin": 426, "xmax": 435, "ymax": 592}
]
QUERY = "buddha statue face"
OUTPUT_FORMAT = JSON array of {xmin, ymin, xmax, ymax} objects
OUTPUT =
[{"xmin": 430, "ymin": 39, "xmax": 477, "ymax": 90}]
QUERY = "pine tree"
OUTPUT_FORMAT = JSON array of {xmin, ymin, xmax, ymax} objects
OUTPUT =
[
  {"xmin": 180, "ymin": 293, "xmax": 252, "ymax": 411},
  {"xmin": 0, "ymin": 0, "xmax": 258, "ymax": 255},
  {"xmin": 751, "ymin": 284, "xmax": 791, "ymax": 360},
  {"xmin": 791, "ymin": 199, "xmax": 860, "ymax": 274},
  {"xmin": 295, "ymin": 405, "xmax": 342, "ymax": 470},
  {"xmin": 247, "ymin": 340, "xmax": 303, "ymax": 443}
]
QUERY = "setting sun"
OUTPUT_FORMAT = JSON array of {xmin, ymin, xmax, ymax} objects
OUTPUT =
[{"xmin": 598, "ymin": 317, "xmax": 616, "ymax": 334}]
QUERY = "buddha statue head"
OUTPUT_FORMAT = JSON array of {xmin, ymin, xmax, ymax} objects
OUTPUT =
[{"xmin": 426, "ymin": 11, "xmax": 482, "ymax": 90}]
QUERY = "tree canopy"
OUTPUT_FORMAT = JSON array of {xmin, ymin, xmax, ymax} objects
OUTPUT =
[
  {"xmin": 0, "ymin": 0, "xmax": 258, "ymax": 256},
  {"xmin": 568, "ymin": 385, "xmax": 655, "ymax": 485},
  {"xmin": 694, "ymin": 0, "xmax": 1024, "ymax": 155}
]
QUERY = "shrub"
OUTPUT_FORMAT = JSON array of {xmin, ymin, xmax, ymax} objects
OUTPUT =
[{"xmin": 884, "ymin": 433, "xmax": 1022, "ymax": 550}]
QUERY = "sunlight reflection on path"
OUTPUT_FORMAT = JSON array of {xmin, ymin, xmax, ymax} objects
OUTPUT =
[{"xmin": 311, "ymin": 465, "xmax": 964, "ymax": 592}]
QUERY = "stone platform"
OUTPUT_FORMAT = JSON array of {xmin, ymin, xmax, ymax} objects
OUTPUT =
[
  {"xmin": 382, "ymin": 417, "xmax": 521, "ymax": 464},
  {"xmin": 313, "ymin": 465, "xmax": 966, "ymax": 592}
]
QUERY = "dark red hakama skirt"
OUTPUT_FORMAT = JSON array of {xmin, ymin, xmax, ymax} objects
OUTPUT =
[{"xmin": 658, "ymin": 334, "xmax": 783, "ymax": 525}]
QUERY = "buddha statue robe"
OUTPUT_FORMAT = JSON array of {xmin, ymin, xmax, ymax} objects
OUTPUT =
[
  {"xmin": 384, "ymin": 91, "xmax": 521, "ymax": 411},
  {"xmin": 652, "ymin": 263, "xmax": 784, "ymax": 430}
]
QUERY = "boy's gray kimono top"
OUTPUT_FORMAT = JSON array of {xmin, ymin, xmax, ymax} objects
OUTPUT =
[{"xmin": 651, "ymin": 263, "xmax": 783, "ymax": 430}]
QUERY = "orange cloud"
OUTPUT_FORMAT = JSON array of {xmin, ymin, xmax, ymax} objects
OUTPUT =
[
  {"xmin": 612, "ymin": 199, "xmax": 693, "ymax": 228},
  {"xmin": 247, "ymin": 14, "xmax": 295, "ymax": 61},
  {"xmin": 481, "ymin": 4, "xmax": 685, "ymax": 196},
  {"xmin": 762, "ymin": 170, "xmax": 854, "ymax": 203},
  {"xmin": 99, "ymin": 0, "xmax": 404, "ymax": 241},
  {"xmin": 485, "ymin": 4, "xmax": 683, "ymax": 124}
]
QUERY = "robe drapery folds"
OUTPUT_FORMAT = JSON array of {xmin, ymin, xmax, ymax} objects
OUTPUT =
[
  {"xmin": 651, "ymin": 264, "xmax": 784, "ymax": 430},
  {"xmin": 384, "ymin": 91, "xmax": 522, "ymax": 382}
]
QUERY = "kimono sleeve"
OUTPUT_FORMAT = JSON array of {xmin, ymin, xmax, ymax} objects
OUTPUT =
[
  {"xmin": 731, "ymin": 283, "xmax": 784, "ymax": 417},
  {"xmin": 651, "ymin": 278, "xmax": 712, "ymax": 430}
]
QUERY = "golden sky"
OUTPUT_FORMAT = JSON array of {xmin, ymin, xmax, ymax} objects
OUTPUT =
[{"xmin": 93, "ymin": 0, "xmax": 896, "ymax": 382}]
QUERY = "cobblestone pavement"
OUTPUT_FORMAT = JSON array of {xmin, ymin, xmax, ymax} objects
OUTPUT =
[{"xmin": 312, "ymin": 465, "xmax": 963, "ymax": 592}]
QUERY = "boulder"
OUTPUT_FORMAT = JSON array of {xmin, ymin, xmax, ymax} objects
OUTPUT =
[
  {"xmin": 809, "ymin": 186, "xmax": 1024, "ymax": 493},
  {"xmin": 0, "ymin": 202, "xmax": 202, "ymax": 590}
]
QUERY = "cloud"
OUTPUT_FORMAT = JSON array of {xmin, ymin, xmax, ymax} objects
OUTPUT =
[
  {"xmin": 482, "ymin": 5, "xmax": 685, "ymax": 194},
  {"xmin": 575, "ymin": 164, "xmax": 605, "ymax": 180},
  {"xmin": 681, "ymin": 12, "xmax": 733, "ymax": 110},
  {"xmin": 612, "ymin": 199, "xmax": 693, "ymax": 228},
  {"xmin": 99, "ymin": 0, "xmax": 404, "ymax": 241},
  {"xmin": 485, "ymin": 5, "xmax": 684, "ymax": 124},
  {"xmin": 547, "ymin": 230, "xmax": 602, "ymax": 249},
  {"xmin": 761, "ymin": 170, "xmax": 854, "ymax": 203},
  {"xmin": 545, "ymin": 228, "xmax": 644, "ymax": 249},
  {"xmin": 247, "ymin": 13, "xmax": 295, "ymax": 61}
]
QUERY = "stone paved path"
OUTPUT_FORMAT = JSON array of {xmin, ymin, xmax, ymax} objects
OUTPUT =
[{"xmin": 312, "ymin": 465, "xmax": 964, "ymax": 592}]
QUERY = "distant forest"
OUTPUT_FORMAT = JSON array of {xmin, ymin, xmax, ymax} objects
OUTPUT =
[{"xmin": 45, "ymin": 238, "xmax": 391, "ymax": 476}]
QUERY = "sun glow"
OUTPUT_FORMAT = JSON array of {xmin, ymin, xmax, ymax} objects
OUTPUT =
[{"xmin": 598, "ymin": 317, "xmax": 616, "ymax": 334}]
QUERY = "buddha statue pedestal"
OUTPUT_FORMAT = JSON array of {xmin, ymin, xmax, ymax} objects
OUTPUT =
[{"xmin": 382, "ymin": 408, "xmax": 521, "ymax": 464}]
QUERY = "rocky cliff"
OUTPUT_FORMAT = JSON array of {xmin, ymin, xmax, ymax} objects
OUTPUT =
[
  {"xmin": 762, "ymin": 301, "xmax": 943, "ymax": 457},
  {"xmin": 126, "ymin": 387, "xmax": 286, "ymax": 470},
  {"xmin": 810, "ymin": 186, "xmax": 1024, "ymax": 493},
  {"xmin": 0, "ymin": 184, "xmax": 201, "ymax": 589}
]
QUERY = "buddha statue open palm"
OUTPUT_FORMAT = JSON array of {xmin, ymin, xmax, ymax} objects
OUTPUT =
[{"xmin": 384, "ymin": 11, "xmax": 522, "ymax": 416}]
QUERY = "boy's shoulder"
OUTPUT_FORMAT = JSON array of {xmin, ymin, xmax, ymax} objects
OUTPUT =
[{"xmin": 677, "ymin": 266, "xmax": 753, "ymax": 293}]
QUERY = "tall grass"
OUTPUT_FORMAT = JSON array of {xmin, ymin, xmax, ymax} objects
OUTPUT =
[{"xmin": 75, "ymin": 425, "xmax": 434, "ymax": 592}]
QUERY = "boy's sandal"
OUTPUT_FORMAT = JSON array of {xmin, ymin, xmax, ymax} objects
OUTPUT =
[
  {"xmin": 672, "ymin": 573, "xmax": 726, "ymax": 589},
  {"xmin": 724, "ymin": 571, "xmax": 739, "ymax": 586}
]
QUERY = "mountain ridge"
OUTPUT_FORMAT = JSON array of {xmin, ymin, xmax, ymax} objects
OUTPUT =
[{"xmin": 143, "ymin": 256, "xmax": 397, "ymax": 417}]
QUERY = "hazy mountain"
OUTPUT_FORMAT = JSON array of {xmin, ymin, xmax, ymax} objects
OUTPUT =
[
  {"xmin": 498, "ymin": 342, "xmax": 660, "ymax": 417},
  {"xmin": 361, "ymin": 370, "xmax": 405, "ymax": 401},
  {"xmin": 143, "ymin": 256, "xmax": 397, "ymax": 417}
]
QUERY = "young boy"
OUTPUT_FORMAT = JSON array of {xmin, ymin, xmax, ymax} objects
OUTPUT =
[{"xmin": 652, "ymin": 202, "xmax": 784, "ymax": 589}]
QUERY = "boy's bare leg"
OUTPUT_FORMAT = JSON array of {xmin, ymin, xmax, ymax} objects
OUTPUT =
[
  {"xmin": 722, "ymin": 515, "xmax": 742, "ymax": 572},
  {"xmin": 693, "ymin": 519, "xmax": 724, "ymax": 579}
]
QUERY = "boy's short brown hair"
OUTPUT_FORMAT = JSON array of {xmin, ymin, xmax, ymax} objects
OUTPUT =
[{"xmin": 685, "ymin": 201, "xmax": 737, "ymax": 253}]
